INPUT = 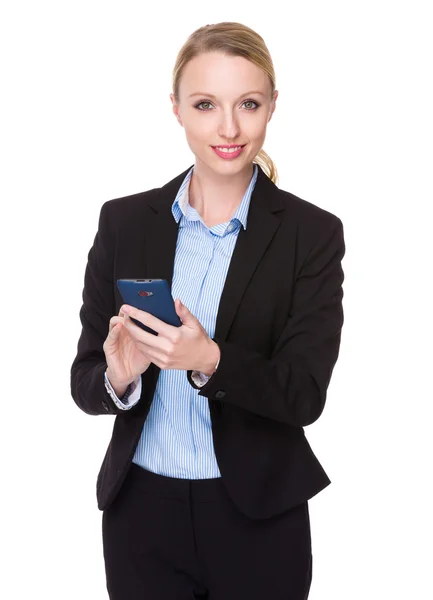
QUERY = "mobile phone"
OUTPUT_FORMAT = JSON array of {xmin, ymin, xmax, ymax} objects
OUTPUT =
[{"xmin": 116, "ymin": 279, "xmax": 182, "ymax": 335}]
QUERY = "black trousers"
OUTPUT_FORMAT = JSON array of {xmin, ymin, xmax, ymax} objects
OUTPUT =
[{"xmin": 102, "ymin": 463, "xmax": 313, "ymax": 600}]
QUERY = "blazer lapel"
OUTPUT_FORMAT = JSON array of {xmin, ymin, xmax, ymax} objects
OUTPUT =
[
  {"xmin": 214, "ymin": 167, "xmax": 284, "ymax": 340},
  {"xmin": 144, "ymin": 164, "xmax": 284, "ymax": 342}
]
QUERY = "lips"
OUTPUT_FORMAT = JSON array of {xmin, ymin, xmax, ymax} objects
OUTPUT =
[{"xmin": 211, "ymin": 144, "xmax": 246, "ymax": 159}]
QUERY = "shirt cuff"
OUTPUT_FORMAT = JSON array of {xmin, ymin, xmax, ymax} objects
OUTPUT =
[
  {"xmin": 104, "ymin": 370, "xmax": 142, "ymax": 410},
  {"xmin": 190, "ymin": 355, "xmax": 221, "ymax": 388}
]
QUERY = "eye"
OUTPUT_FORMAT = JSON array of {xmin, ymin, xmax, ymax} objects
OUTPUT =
[
  {"xmin": 194, "ymin": 99, "xmax": 260, "ymax": 112},
  {"xmin": 243, "ymin": 100, "xmax": 259, "ymax": 110},
  {"xmin": 195, "ymin": 101, "xmax": 213, "ymax": 111}
]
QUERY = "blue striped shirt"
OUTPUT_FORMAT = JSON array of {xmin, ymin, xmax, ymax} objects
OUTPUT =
[{"xmin": 108, "ymin": 163, "xmax": 258, "ymax": 479}]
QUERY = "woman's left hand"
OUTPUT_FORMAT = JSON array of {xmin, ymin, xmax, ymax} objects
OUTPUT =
[{"xmin": 120, "ymin": 299, "xmax": 220, "ymax": 375}]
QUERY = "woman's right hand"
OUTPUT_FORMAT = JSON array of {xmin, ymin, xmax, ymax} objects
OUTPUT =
[{"xmin": 103, "ymin": 308, "xmax": 151, "ymax": 391}]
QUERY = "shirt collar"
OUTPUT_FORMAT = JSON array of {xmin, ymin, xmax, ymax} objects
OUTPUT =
[{"xmin": 171, "ymin": 163, "xmax": 258, "ymax": 231}]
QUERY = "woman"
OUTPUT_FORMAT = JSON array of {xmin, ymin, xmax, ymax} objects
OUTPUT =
[{"xmin": 71, "ymin": 21, "xmax": 345, "ymax": 600}]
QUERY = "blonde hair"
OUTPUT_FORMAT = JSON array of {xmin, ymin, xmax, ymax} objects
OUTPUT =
[{"xmin": 172, "ymin": 22, "xmax": 278, "ymax": 186}]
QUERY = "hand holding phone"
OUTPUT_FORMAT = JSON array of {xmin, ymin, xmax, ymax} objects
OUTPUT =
[
  {"xmin": 109, "ymin": 278, "xmax": 220, "ymax": 376},
  {"xmin": 103, "ymin": 279, "xmax": 180, "ymax": 392}
]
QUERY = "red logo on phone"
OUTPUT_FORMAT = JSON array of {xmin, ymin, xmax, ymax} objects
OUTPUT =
[{"xmin": 138, "ymin": 290, "xmax": 153, "ymax": 297}]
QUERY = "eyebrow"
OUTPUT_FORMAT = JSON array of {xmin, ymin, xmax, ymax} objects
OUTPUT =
[{"xmin": 189, "ymin": 91, "xmax": 266, "ymax": 99}]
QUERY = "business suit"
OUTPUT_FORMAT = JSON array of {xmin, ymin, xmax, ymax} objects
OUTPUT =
[{"xmin": 70, "ymin": 162, "xmax": 345, "ymax": 597}]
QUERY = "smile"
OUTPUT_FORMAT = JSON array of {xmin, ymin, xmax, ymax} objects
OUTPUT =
[{"xmin": 211, "ymin": 145, "xmax": 246, "ymax": 159}]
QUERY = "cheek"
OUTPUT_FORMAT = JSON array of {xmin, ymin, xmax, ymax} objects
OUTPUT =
[
  {"xmin": 184, "ymin": 121, "xmax": 214, "ymax": 149},
  {"xmin": 248, "ymin": 116, "xmax": 269, "ymax": 139}
]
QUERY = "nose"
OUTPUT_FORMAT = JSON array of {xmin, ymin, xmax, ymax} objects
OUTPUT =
[{"xmin": 217, "ymin": 109, "xmax": 241, "ymax": 140}]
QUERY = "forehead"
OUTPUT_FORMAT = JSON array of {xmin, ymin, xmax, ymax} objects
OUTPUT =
[{"xmin": 179, "ymin": 52, "xmax": 270, "ymax": 97}]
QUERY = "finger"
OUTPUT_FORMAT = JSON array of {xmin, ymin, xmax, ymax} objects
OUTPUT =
[
  {"xmin": 109, "ymin": 315, "xmax": 123, "ymax": 332},
  {"xmin": 135, "ymin": 342, "xmax": 168, "ymax": 369},
  {"xmin": 135, "ymin": 340, "xmax": 159, "ymax": 362},
  {"xmin": 121, "ymin": 305, "xmax": 175, "ymax": 338},
  {"xmin": 108, "ymin": 322, "xmax": 122, "ymax": 340},
  {"xmin": 122, "ymin": 314, "xmax": 167, "ymax": 350},
  {"xmin": 120, "ymin": 324, "xmax": 176, "ymax": 370}
]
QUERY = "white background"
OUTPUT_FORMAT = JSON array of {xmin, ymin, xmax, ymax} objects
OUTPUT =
[{"xmin": 1, "ymin": 1, "xmax": 432, "ymax": 598}]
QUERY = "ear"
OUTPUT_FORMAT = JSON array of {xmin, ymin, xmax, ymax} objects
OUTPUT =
[
  {"xmin": 268, "ymin": 89, "xmax": 278, "ymax": 122},
  {"xmin": 170, "ymin": 93, "xmax": 183, "ymax": 127}
]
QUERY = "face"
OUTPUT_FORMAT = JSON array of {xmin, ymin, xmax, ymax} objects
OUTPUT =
[{"xmin": 170, "ymin": 52, "xmax": 278, "ymax": 175}]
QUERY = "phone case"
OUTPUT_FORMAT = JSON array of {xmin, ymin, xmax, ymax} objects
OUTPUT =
[{"xmin": 116, "ymin": 279, "xmax": 182, "ymax": 335}]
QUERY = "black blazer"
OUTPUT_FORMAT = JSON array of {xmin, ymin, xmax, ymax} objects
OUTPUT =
[{"xmin": 70, "ymin": 164, "xmax": 345, "ymax": 520}]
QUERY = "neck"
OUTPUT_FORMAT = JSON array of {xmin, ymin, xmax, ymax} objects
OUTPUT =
[{"xmin": 188, "ymin": 160, "xmax": 254, "ymax": 227}]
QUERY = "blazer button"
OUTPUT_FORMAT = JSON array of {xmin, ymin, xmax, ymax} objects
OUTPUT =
[
  {"xmin": 101, "ymin": 400, "xmax": 109, "ymax": 412},
  {"xmin": 215, "ymin": 390, "xmax": 226, "ymax": 399}
]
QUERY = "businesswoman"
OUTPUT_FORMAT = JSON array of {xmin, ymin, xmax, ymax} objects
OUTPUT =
[{"xmin": 71, "ymin": 21, "xmax": 345, "ymax": 600}]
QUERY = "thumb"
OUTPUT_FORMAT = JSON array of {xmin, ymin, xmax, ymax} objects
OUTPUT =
[{"xmin": 175, "ymin": 298, "xmax": 195, "ymax": 325}]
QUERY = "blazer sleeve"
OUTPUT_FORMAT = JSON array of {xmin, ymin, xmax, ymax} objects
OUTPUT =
[
  {"xmin": 70, "ymin": 201, "xmax": 147, "ymax": 416},
  {"xmin": 188, "ymin": 216, "xmax": 345, "ymax": 428}
]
